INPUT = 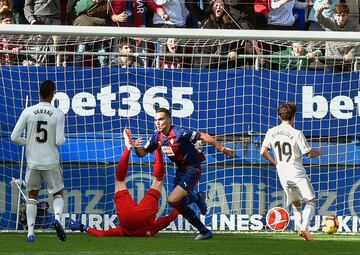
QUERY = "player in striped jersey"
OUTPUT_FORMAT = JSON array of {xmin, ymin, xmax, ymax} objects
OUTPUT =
[
  {"xmin": 11, "ymin": 80, "xmax": 66, "ymax": 242},
  {"xmin": 134, "ymin": 108, "xmax": 235, "ymax": 240},
  {"xmin": 261, "ymin": 102, "xmax": 322, "ymax": 241}
]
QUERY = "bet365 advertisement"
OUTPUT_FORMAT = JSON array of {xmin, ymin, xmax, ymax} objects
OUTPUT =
[{"xmin": 0, "ymin": 67, "xmax": 359, "ymax": 232}]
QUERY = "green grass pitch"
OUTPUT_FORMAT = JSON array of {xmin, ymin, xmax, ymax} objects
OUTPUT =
[{"xmin": 1, "ymin": 232, "xmax": 360, "ymax": 255}]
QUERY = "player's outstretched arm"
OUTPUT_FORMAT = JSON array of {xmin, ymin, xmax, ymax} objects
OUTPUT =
[
  {"xmin": 199, "ymin": 132, "xmax": 235, "ymax": 157},
  {"xmin": 307, "ymin": 148, "xmax": 322, "ymax": 158},
  {"xmin": 153, "ymin": 209, "xmax": 179, "ymax": 234},
  {"xmin": 69, "ymin": 219, "xmax": 124, "ymax": 237},
  {"xmin": 260, "ymin": 146, "xmax": 276, "ymax": 165}
]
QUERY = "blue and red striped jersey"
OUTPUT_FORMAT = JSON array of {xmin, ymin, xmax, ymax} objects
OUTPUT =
[{"xmin": 144, "ymin": 126, "xmax": 205, "ymax": 170}]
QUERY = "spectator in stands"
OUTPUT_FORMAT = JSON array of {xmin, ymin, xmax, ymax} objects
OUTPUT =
[
  {"xmin": 12, "ymin": 0, "xmax": 28, "ymax": 24},
  {"xmin": 153, "ymin": 0, "xmax": 189, "ymax": 28},
  {"xmin": 239, "ymin": 40, "xmax": 265, "ymax": 69},
  {"xmin": 185, "ymin": 0, "xmax": 206, "ymax": 27},
  {"xmin": 153, "ymin": 38, "xmax": 187, "ymax": 68},
  {"xmin": 0, "ymin": 9, "xmax": 24, "ymax": 65},
  {"xmin": 110, "ymin": 0, "xmax": 167, "ymax": 27},
  {"xmin": 109, "ymin": 0, "xmax": 168, "ymax": 67},
  {"xmin": 267, "ymin": 0, "xmax": 308, "ymax": 30},
  {"xmin": 110, "ymin": 39, "xmax": 145, "ymax": 68},
  {"xmin": 66, "ymin": 0, "xmax": 78, "ymax": 25},
  {"xmin": 22, "ymin": 34, "xmax": 66, "ymax": 67},
  {"xmin": 24, "ymin": 0, "xmax": 61, "ymax": 25},
  {"xmin": 73, "ymin": 0, "xmax": 111, "ymax": 67},
  {"xmin": 195, "ymin": 0, "xmax": 240, "ymax": 68},
  {"xmin": 186, "ymin": 0, "xmax": 245, "ymax": 29},
  {"xmin": 73, "ymin": 0, "xmax": 109, "ymax": 26},
  {"xmin": 0, "ymin": 7, "xmax": 11, "ymax": 22},
  {"xmin": 254, "ymin": 0, "xmax": 271, "ymax": 29},
  {"xmin": 0, "ymin": 0, "xmax": 11, "ymax": 12},
  {"xmin": 307, "ymin": 0, "xmax": 339, "ymax": 31},
  {"xmin": 316, "ymin": 3, "xmax": 360, "ymax": 71},
  {"xmin": 226, "ymin": 0, "xmax": 254, "ymax": 29},
  {"xmin": 269, "ymin": 41, "xmax": 323, "ymax": 70}
]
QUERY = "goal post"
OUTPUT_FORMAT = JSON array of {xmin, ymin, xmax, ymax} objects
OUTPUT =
[{"xmin": 0, "ymin": 25, "xmax": 359, "ymax": 233}]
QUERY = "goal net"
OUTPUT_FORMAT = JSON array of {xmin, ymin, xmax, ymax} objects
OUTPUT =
[{"xmin": 0, "ymin": 26, "xmax": 359, "ymax": 233}]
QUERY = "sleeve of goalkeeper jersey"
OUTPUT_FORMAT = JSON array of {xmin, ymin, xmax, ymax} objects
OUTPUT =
[
  {"xmin": 87, "ymin": 226, "xmax": 124, "ymax": 237},
  {"xmin": 152, "ymin": 209, "xmax": 179, "ymax": 234}
]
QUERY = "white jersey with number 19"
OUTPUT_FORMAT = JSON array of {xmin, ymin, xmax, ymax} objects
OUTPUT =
[
  {"xmin": 262, "ymin": 123, "xmax": 311, "ymax": 181},
  {"xmin": 11, "ymin": 102, "xmax": 65, "ymax": 170}
]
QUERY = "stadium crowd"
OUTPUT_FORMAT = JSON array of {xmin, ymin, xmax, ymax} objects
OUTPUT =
[{"xmin": 0, "ymin": 0, "xmax": 359, "ymax": 71}]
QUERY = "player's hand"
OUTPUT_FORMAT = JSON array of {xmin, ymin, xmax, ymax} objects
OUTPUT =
[
  {"xmin": 69, "ymin": 219, "xmax": 87, "ymax": 232},
  {"xmin": 134, "ymin": 137, "xmax": 143, "ymax": 147},
  {"xmin": 222, "ymin": 147, "xmax": 235, "ymax": 157}
]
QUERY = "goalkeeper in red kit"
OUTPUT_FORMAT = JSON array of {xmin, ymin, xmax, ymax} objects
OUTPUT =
[{"xmin": 69, "ymin": 129, "xmax": 178, "ymax": 237}]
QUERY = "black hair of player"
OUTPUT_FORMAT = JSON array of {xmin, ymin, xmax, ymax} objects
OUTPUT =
[
  {"xmin": 40, "ymin": 80, "xmax": 56, "ymax": 99},
  {"xmin": 156, "ymin": 108, "xmax": 171, "ymax": 118}
]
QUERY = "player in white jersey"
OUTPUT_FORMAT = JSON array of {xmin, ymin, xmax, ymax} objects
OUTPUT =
[
  {"xmin": 11, "ymin": 80, "xmax": 66, "ymax": 242},
  {"xmin": 261, "ymin": 102, "xmax": 322, "ymax": 241}
]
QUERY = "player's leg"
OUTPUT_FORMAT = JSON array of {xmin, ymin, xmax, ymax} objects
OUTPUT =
[
  {"xmin": 291, "ymin": 199, "xmax": 303, "ymax": 231},
  {"xmin": 297, "ymin": 178, "xmax": 316, "ymax": 229},
  {"xmin": 45, "ymin": 167, "xmax": 66, "ymax": 241},
  {"xmin": 24, "ymin": 167, "xmax": 41, "ymax": 242},
  {"xmin": 26, "ymin": 190, "xmax": 39, "ymax": 242},
  {"xmin": 281, "ymin": 181, "xmax": 303, "ymax": 233},
  {"xmin": 297, "ymin": 177, "xmax": 316, "ymax": 241},
  {"xmin": 150, "ymin": 148, "xmax": 165, "ymax": 193},
  {"xmin": 115, "ymin": 147, "xmax": 131, "ymax": 192},
  {"xmin": 301, "ymin": 198, "xmax": 316, "ymax": 230},
  {"xmin": 136, "ymin": 147, "xmax": 164, "ymax": 220},
  {"xmin": 115, "ymin": 129, "xmax": 134, "ymax": 192},
  {"xmin": 181, "ymin": 190, "xmax": 207, "ymax": 216},
  {"xmin": 168, "ymin": 169, "xmax": 212, "ymax": 240},
  {"xmin": 175, "ymin": 167, "xmax": 207, "ymax": 215}
]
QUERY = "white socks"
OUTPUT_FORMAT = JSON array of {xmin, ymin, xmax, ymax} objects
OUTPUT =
[
  {"xmin": 300, "ymin": 202, "xmax": 315, "ymax": 231},
  {"xmin": 292, "ymin": 205, "xmax": 303, "ymax": 230},
  {"xmin": 53, "ymin": 195, "xmax": 64, "ymax": 222},
  {"xmin": 26, "ymin": 199, "xmax": 37, "ymax": 237}
]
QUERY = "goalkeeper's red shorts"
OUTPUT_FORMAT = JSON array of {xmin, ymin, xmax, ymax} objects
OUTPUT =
[{"xmin": 114, "ymin": 188, "xmax": 160, "ymax": 230}]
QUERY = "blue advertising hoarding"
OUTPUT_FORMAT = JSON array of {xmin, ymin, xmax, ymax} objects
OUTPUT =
[{"xmin": 1, "ymin": 67, "xmax": 360, "ymax": 231}]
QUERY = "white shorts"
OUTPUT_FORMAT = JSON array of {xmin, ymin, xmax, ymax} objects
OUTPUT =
[
  {"xmin": 25, "ymin": 165, "xmax": 64, "ymax": 194},
  {"xmin": 280, "ymin": 177, "xmax": 315, "ymax": 206}
]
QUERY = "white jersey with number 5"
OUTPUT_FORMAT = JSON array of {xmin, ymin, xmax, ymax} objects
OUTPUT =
[
  {"xmin": 262, "ymin": 123, "xmax": 311, "ymax": 180},
  {"xmin": 11, "ymin": 102, "xmax": 65, "ymax": 170}
]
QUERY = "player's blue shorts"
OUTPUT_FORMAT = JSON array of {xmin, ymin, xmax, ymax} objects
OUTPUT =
[{"xmin": 173, "ymin": 166, "xmax": 201, "ymax": 193}]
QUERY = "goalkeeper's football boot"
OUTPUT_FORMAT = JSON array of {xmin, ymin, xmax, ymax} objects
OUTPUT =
[
  {"xmin": 195, "ymin": 191, "xmax": 207, "ymax": 215},
  {"xmin": 194, "ymin": 230, "xmax": 213, "ymax": 240},
  {"xmin": 26, "ymin": 234, "xmax": 35, "ymax": 242},
  {"xmin": 53, "ymin": 219, "xmax": 67, "ymax": 241},
  {"xmin": 298, "ymin": 229, "xmax": 313, "ymax": 241}
]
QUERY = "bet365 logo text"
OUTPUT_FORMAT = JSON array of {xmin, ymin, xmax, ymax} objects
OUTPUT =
[
  {"xmin": 53, "ymin": 85, "xmax": 194, "ymax": 118},
  {"xmin": 302, "ymin": 86, "xmax": 360, "ymax": 119}
]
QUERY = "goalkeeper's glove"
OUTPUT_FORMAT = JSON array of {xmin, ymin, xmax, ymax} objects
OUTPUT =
[{"xmin": 69, "ymin": 219, "xmax": 88, "ymax": 232}]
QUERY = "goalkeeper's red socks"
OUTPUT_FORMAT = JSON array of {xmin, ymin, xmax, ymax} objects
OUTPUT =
[
  {"xmin": 116, "ymin": 148, "xmax": 131, "ymax": 181},
  {"xmin": 154, "ymin": 149, "xmax": 164, "ymax": 180}
]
